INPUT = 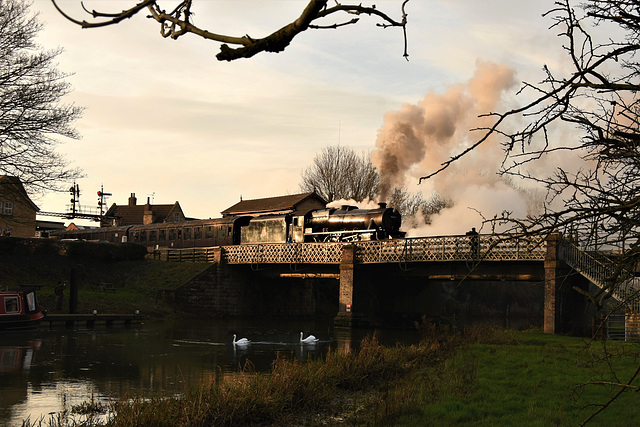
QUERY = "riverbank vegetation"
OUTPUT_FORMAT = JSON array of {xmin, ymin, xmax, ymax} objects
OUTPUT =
[{"xmin": 25, "ymin": 325, "xmax": 640, "ymax": 426}]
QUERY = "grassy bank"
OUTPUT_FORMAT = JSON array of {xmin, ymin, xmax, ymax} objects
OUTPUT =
[
  {"xmin": 399, "ymin": 329, "xmax": 640, "ymax": 426},
  {"xmin": 28, "ymin": 327, "xmax": 640, "ymax": 426},
  {"xmin": 0, "ymin": 238, "xmax": 208, "ymax": 316}
]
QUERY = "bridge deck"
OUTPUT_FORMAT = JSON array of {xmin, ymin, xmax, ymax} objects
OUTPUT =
[{"xmin": 158, "ymin": 234, "xmax": 546, "ymax": 265}]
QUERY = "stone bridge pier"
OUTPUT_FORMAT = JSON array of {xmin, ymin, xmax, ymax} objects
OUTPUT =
[{"xmin": 543, "ymin": 233, "xmax": 591, "ymax": 335}]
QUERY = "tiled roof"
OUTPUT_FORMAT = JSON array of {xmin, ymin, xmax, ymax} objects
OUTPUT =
[
  {"xmin": 105, "ymin": 202, "xmax": 180, "ymax": 225},
  {"xmin": 221, "ymin": 192, "xmax": 326, "ymax": 216}
]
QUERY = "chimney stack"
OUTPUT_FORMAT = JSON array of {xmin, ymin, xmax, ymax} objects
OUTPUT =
[{"xmin": 128, "ymin": 193, "xmax": 137, "ymax": 206}]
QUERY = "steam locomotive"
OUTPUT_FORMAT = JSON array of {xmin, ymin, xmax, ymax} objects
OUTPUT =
[{"xmin": 53, "ymin": 202, "xmax": 404, "ymax": 249}]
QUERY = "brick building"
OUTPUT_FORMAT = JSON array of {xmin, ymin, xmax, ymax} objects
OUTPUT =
[
  {"xmin": 102, "ymin": 193, "xmax": 186, "ymax": 227},
  {"xmin": 0, "ymin": 176, "xmax": 39, "ymax": 238}
]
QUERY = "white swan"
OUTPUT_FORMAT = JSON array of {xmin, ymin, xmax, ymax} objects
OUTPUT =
[
  {"xmin": 232, "ymin": 334, "xmax": 250, "ymax": 345},
  {"xmin": 300, "ymin": 332, "xmax": 319, "ymax": 343}
]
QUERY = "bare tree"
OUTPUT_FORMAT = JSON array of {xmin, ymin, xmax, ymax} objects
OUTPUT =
[
  {"xmin": 0, "ymin": 0, "xmax": 82, "ymax": 194},
  {"xmin": 416, "ymin": 0, "xmax": 640, "ymax": 421},
  {"xmin": 300, "ymin": 145, "xmax": 449, "ymax": 223},
  {"xmin": 300, "ymin": 145, "xmax": 378, "ymax": 203},
  {"xmin": 386, "ymin": 187, "xmax": 452, "ymax": 227},
  {"xmin": 421, "ymin": 192, "xmax": 453, "ymax": 225},
  {"xmin": 51, "ymin": 0, "xmax": 409, "ymax": 61}
]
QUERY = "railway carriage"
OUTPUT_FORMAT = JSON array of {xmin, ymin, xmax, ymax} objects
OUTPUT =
[
  {"xmin": 54, "ymin": 217, "xmax": 251, "ymax": 250},
  {"xmin": 52, "ymin": 202, "xmax": 404, "ymax": 248},
  {"xmin": 129, "ymin": 216, "xmax": 250, "ymax": 249}
]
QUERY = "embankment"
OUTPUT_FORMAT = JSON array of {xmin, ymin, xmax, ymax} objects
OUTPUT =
[{"xmin": 0, "ymin": 237, "xmax": 207, "ymax": 316}]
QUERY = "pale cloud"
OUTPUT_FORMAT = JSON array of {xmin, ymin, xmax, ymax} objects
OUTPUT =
[{"xmin": 31, "ymin": 0, "xmax": 566, "ymax": 229}]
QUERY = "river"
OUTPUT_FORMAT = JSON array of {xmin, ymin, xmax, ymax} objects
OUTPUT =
[{"xmin": 0, "ymin": 318, "xmax": 421, "ymax": 426}]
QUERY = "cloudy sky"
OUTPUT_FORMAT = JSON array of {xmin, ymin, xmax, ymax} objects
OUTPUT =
[{"xmin": 32, "ymin": 0, "xmax": 565, "ymax": 234}]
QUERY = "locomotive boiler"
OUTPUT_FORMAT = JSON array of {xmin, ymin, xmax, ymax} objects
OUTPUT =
[{"xmin": 301, "ymin": 202, "xmax": 404, "ymax": 242}]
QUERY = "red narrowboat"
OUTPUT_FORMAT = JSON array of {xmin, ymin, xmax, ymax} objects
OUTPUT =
[{"xmin": 0, "ymin": 289, "xmax": 46, "ymax": 331}]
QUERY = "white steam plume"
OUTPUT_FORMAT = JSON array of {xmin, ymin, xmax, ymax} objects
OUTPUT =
[{"xmin": 371, "ymin": 60, "xmax": 546, "ymax": 235}]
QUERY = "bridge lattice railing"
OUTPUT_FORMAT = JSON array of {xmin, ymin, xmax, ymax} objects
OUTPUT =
[
  {"xmin": 355, "ymin": 234, "xmax": 546, "ymax": 263},
  {"xmin": 221, "ymin": 234, "xmax": 546, "ymax": 265},
  {"xmin": 559, "ymin": 239, "xmax": 640, "ymax": 312},
  {"xmin": 222, "ymin": 242, "xmax": 344, "ymax": 264}
]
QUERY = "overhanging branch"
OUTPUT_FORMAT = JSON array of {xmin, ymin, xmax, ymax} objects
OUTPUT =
[{"xmin": 50, "ymin": 0, "xmax": 410, "ymax": 61}]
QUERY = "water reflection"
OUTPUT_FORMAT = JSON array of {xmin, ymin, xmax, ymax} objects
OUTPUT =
[{"xmin": 0, "ymin": 318, "xmax": 420, "ymax": 425}]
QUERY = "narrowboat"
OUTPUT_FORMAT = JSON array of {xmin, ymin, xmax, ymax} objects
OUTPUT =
[{"xmin": 0, "ymin": 289, "xmax": 46, "ymax": 331}]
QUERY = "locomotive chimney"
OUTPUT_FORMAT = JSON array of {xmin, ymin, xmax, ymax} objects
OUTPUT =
[{"xmin": 378, "ymin": 202, "xmax": 387, "ymax": 209}]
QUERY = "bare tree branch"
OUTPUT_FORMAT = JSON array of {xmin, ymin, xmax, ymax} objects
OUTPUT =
[{"xmin": 51, "ymin": 0, "xmax": 410, "ymax": 61}]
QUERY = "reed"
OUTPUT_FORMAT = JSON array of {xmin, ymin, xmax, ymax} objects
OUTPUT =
[{"xmin": 103, "ymin": 330, "xmax": 458, "ymax": 426}]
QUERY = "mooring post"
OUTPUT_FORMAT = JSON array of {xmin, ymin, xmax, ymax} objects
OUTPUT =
[
  {"xmin": 335, "ymin": 244, "xmax": 355, "ymax": 327},
  {"xmin": 69, "ymin": 266, "xmax": 80, "ymax": 314},
  {"xmin": 544, "ymin": 233, "xmax": 561, "ymax": 333}
]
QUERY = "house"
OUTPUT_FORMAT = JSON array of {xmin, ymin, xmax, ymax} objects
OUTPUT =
[
  {"xmin": 221, "ymin": 192, "xmax": 327, "ymax": 218},
  {"xmin": 101, "ymin": 193, "xmax": 186, "ymax": 227},
  {"xmin": 0, "ymin": 176, "xmax": 39, "ymax": 238},
  {"xmin": 65, "ymin": 222, "xmax": 98, "ymax": 232}
]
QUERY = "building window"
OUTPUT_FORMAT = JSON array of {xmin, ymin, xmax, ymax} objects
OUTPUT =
[
  {"xmin": 158, "ymin": 229, "xmax": 166, "ymax": 242},
  {"xmin": 174, "ymin": 213, "xmax": 179, "ymax": 222},
  {"xmin": 194, "ymin": 227, "xmax": 202, "ymax": 240},
  {"xmin": 2, "ymin": 202, "xmax": 12, "ymax": 216}
]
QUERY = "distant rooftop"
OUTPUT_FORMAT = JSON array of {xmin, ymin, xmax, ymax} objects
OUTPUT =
[
  {"xmin": 221, "ymin": 192, "xmax": 327, "ymax": 217},
  {"xmin": 103, "ymin": 193, "xmax": 185, "ymax": 226}
]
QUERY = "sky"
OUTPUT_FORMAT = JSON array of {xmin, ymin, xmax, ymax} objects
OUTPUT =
[{"xmin": 31, "ymin": 0, "xmax": 567, "ymax": 234}]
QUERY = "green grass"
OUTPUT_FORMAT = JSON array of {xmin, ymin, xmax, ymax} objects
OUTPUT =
[{"xmin": 397, "ymin": 330, "xmax": 640, "ymax": 426}]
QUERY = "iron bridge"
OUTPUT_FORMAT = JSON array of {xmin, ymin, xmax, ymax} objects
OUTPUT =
[{"xmin": 159, "ymin": 234, "xmax": 547, "ymax": 264}]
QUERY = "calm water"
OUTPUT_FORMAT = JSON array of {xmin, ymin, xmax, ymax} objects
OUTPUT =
[{"xmin": 0, "ymin": 318, "xmax": 420, "ymax": 426}]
